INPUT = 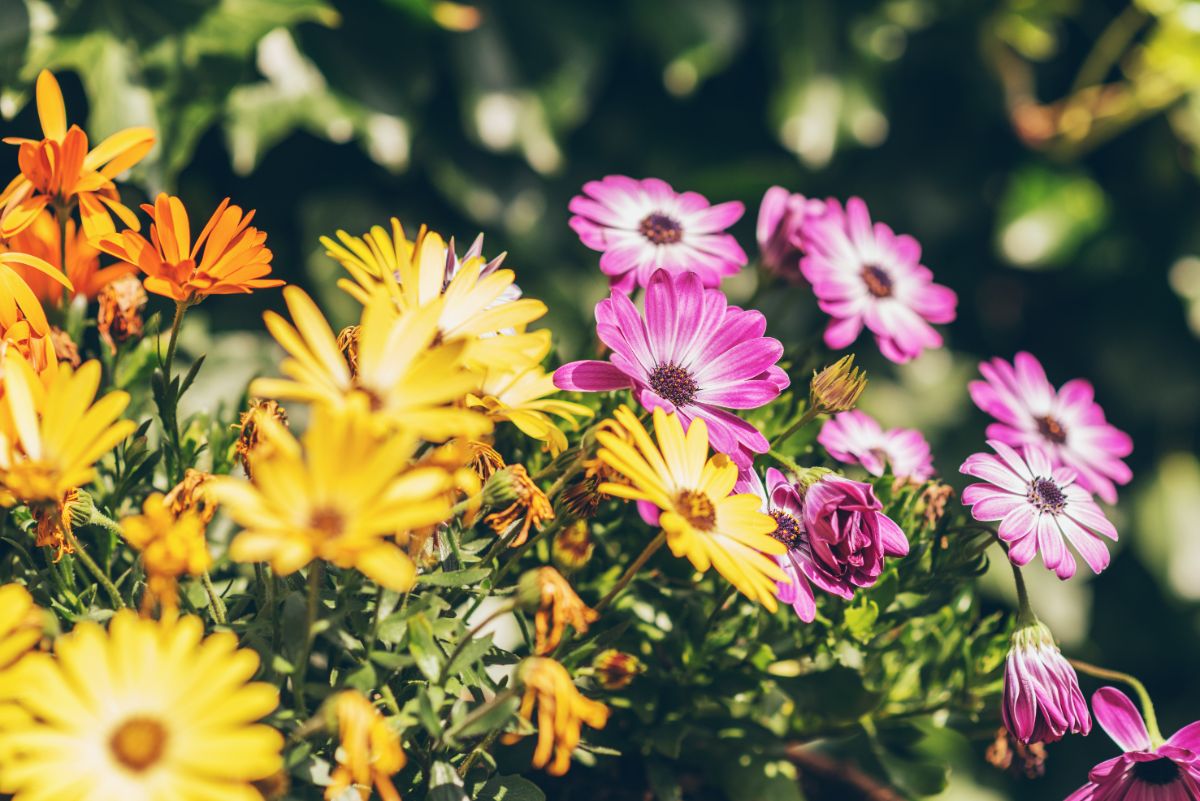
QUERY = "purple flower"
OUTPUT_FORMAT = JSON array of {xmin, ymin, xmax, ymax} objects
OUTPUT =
[
  {"xmin": 756, "ymin": 187, "xmax": 825, "ymax": 278},
  {"xmin": 801, "ymin": 472, "xmax": 910, "ymax": 591},
  {"xmin": 798, "ymin": 197, "xmax": 957, "ymax": 363},
  {"xmin": 1003, "ymin": 620, "xmax": 1091, "ymax": 744},
  {"xmin": 1066, "ymin": 687, "xmax": 1200, "ymax": 800},
  {"xmin": 961, "ymin": 441, "xmax": 1118, "ymax": 580},
  {"xmin": 554, "ymin": 269, "xmax": 788, "ymax": 465},
  {"xmin": 568, "ymin": 175, "xmax": 747, "ymax": 292},
  {"xmin": 818, "ymin": 410, "xmax": 934, "ymax": 482},
  {"xmin": 969, "ymin": 352, "xmax": 1133, "ymax": 504}
]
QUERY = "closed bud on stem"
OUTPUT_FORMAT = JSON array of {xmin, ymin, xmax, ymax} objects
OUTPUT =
[
  {"xmin": 552, "ymin": 520, "xmax": 594, "ymax": 572},
  {"xmin": 592, "ymin": 649, "xmax": 644, "ymax": 690},
  {"xmin": 66, "ymin": 488, "xmax": 95, "ymax": 529},
  {"xmin": 809, "ymin": 355, "xmax": 867, "ymax": 414},
  {"xmin": 1003, "ymin": 619, "xmax": 1091, "ymax": 744}
]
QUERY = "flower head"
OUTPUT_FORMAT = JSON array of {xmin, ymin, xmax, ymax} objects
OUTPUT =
[
  {"xmin": 1066, "ymin": 688, "xmax": 1200, "ymax": 800},
  {"xmin": 818, "ymin": 410, "xmax": 934, "ymax": 482},
  {"xmin": 234, "ymin": 398, "xmax": 289, "ymax": 480},
  {"xmin": 961, "ymin": 441, "xmax": 1118, "ymax": 580},
  {"xmin": 799, "ymin": 197, "xmax": 957, "ymax": 363},
  {"xmin": 1003, "ymin": 620, "xmax": 1090, "ymax": 744},
  {"xmin": 800, "ymin": 471, "xmax": 910, "ymax": 591},
  {"xmin": 502, "ymin": 657, "xmax": 610, "ymax": 776},
  {"xmin": 120, "ymin": 493, "xmax": 211, "ymax": 614},
  {"xmin": 553, "ymin": 520, "xmax": 595, "ymax": 571},
  {"xmin": 163, "ymin": 468, "xmax": 217, "ymax": 525},
  {"xmin": 517, "ymin": 567, "xmax": 599, "ymax": 654},
  {"xmin": 969, "ymin": 352, "xmax": 1133, "ymax": 504},
  {"xmin": 0, "ymin": 611, "xmax": 283, "ymax": 801},
  {"xmin": 809, "ymin": 354, "xmax": 867, "ymax": 415},
  {"xmin": 325, "ymin": 691, "xmax": 405, "ymax": 801},
  {"xmin": 595, "ymin": 406, "xmax": 787, "ymax": 609},
  {"xmin": 555, "ymin": 269, "xmax": 788, "ymax": 465},
  {"xmin": 483, "ymin": 465, "xmax": 554, "ymax": 548},
  {"xmin": 569, "ymin": 175, "xmax": 747, "ymax": 292},
  {"xmin": 756, "ymin": 186, "xmax": 825, "ymax": 277},
  {"xmin": 592, "ymin": 650, "xmax": 644, "ymax": 691}
]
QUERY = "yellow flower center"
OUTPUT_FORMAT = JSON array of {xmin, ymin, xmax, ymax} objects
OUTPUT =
[
  {"xmin": 675, "ymin": 489, "xmax": 716, "ymax": 531},
  {"xmin": 109, "ymin": 716, "xmax": 168, "ymax": 772}
]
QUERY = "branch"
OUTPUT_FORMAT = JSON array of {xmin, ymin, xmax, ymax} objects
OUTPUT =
[{"xmin": 783, "ymin": 745, "xmax": 905, "ymax": 801}]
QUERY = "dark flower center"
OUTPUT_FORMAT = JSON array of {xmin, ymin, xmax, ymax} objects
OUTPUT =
[
  {"xmin": 109, "ymin": 716, "xmax": 168, "ymax": 772},
  {"xmin": 770, "ymin": 510, "xmax": 802, "ymax": 549},
  {"xmin": 639, "ymin": 213, "xmax": 683, "ymax": 245},
  {"xmin": 1036, "ymin": 415, "xmax": 1068, "ymax": 444},
  {"xmin": 676, "ymin": 489, "xmax": 716, "ymax": 531},
  {"xmin": 310, "ymin": 507, "xmax": 345, "ymax": 537},
  {"xmin": 1132, "ymin": 757, "xmax": 1182, "ymax": 786},
  {"xmin": 1028, "ymin": 478, "xmax": 1066, "ymax": 513},
  {"xmin": 861, "ymin": 264, "xmax": 893, "ymax": 297},
  {"xmin": 649, "ymin": 362, "xmax": 698, "ymax": 407}
]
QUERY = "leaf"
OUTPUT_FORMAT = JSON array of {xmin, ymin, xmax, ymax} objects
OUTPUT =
[
  {"xmin": 427, "ymin": 761, "xmax": 468, "ymax": 801},
  {"xmin": 476, "ymin": 775, "xmax": 546, "ymax": 801},
  {"xmin": 407, "ymin": 613, "xmax": 443, "ymax": 683},
  {"xmin": 417, "ymin": 567, "xmax": 491, "ymax": 587},
  {"xmin": 444, "ymin": 633, "xmax": 493, "ymax": 679},
  {"xmin": 844, "ymin": 600, "xmax": 879, "ymax": 644},
  {"xmin": 777, "ymin": 666, "xmax": 881, "ymax": 720},
  {"xmin": 344, "ymin": 662, "xmax": 377, "ymax": 693}
]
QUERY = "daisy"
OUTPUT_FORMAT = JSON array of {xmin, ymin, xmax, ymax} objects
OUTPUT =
[
  {"xmin": 0, "ymin": 611, "xmax": 283, "ymax": 801},
  {"xmin": 969, "ymin": 352, "xmax": 1133, "ymax": 504},
  {"xmin": 467, "ymin": 359, "xmax": 593, "ymax": 455},
  {"xmin": 595, "ymin": 406, "xmax": 787, "ymax": 609},
  {"xmin": 568, "ymin": 175, "xmax": 747, "ymax": 292},
  {"xmin": 554, "ymin": 268, "xmax": 788, "ymax": 466},
  {"xmin": 756, "ymin": 186, "xmax": 825, "ymax": 278},
  {"xmin": 960, "ymin": 441, "xmax": 1118, "ymax": 580},
  {"xmin": 818, "ymin": 410, "xmax": 934, "ymax": 482},
  {"xmin": 799, "ymin": 197, "xmax": 957, "ymax": 363}
]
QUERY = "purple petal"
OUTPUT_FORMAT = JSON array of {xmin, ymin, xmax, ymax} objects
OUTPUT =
[
  {"xmin": 554, "ymin": 360, "xmax": 633, "ymax": 392},
  {"xmin": 1093, "ymin": 687, "xmax": 1152, "ymax": 753}
]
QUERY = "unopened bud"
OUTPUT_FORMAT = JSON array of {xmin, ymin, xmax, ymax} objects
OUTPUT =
[
  {"xmin": 66, "ymin": 489, "xmax": 95, "ymax": 529},
  {"xmin": 810, "ymin": 355, "xmax": 867, "ymax": 414},
  {"xmin": 482, "ymin": 465, "xmax": 523, "ymax": 507},
  {"xmin": 552, "ymin": 520, "xmax": 594, "ymax": 572},
  {"xmin": 593, "ymin": 649, "xmax": 644, "ymax": 690},
  {"xmin": 792, "ymin": 466, "xmax": 833, "ymax": 493}
]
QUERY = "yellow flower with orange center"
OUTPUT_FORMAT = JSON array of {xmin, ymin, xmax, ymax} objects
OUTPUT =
[
  {"xmin": 518, "ymin": 567, "xmax": 599, "ymax": 654},
  {"xmin": 120, "ymin": 494, "xmax": 211, "ymax": 614},
  {"xmin": 3, "ymin": 211, "xmax": 131, "ymax": 301},
  {"xmin": 502, "ymin": 657, "xmax": 609, "ymax": 776},
  {"xmin": 325, "ymin": 691, "xmax": 406, "ymax": 801}
]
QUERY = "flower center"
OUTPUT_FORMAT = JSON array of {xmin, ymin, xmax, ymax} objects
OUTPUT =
[
  {"xmin": 769, "ymin": 510, "xmax": 802, "ymax": 549},
  {"xmin": 310, "ymin": 507, "xmax": 345, "ymax": 537},
  {"xmin": 1132, "ymin": 757, "xmax": 1182, "ymax": 786},
  {"xmin": 1027, "ymin": 478, "xmax": 1066, "ymax": 513},
  {"xmin": 109, "ymin": 716, "xmax": 168, "ymax": 772},
  {"xmin": 861, "ymin": 264, "xmax": 893, "ymax": 298},
  {"xmin": 676, "ymin": 489, "xmax": 716, "ymax": 531},
  {"xmin": 648, "ymin": 363, "xmax": 698, "ymax": 407},
  {"xmin": 1036, "ymin": 415, "xmax": 1068, "ymax": 444},
  {"xmin": 638, "ymin": 213, "xmax": 683, "ymax": 245}
]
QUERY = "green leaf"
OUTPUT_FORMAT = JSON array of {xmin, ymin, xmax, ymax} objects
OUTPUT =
[
  {"xmin": 476, "ymin": 775, "xmax": 546, "ymax": 801},
  {"xmin": 417, "ymin": 567, "xmax": 491, "ymax": 587},
  {"xmin": 427, "ymin": 761, "xmax": 468, "ymax": 801},
  {"xmin": 407, "ymin": 613, "xmax": 443, "ymax": 683},
  {"xmin": 444, "ymin": 633, "xmax": 493, "ymax": 679},
  {"xmin": 343, "ymin": 662, "xmax": 377, "ymax": 693},
  {"xmin": 844, "ymin": 600, "xmax": 879, "ymax": 644}
]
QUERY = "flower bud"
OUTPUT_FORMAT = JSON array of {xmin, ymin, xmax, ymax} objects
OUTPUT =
[
  {"xmin": 97, "ymin": 274, "xmax": 147, "ymax": 354},
  {"xmin": 1002, "ymin": 620, "xmax": 1090, "ymax": 744},
  {"xmin": 552, "ymin": 520, "xmax": 594, "ymax": 572},
  {"xmin": 592, "ymin": 649, "xmax": 644, "ymax": 690},
  {"xmin": 809, "ymin": 355, "xmax": 867, "ymax": 414},
  {"xmin": 482, "ymin": 465, "xmax": 524, "ymax": 507},
  {"xmin": 801, "ymin": 473, "xmax": 908, "ymax": 592},
  {"xmin": 66, "ymin": 488, "xmax": 95, "ymax": 529}
]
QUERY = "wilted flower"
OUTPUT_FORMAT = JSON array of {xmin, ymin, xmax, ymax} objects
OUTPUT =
[
  {"xmin": 96, "ymin": 273, "xmax": 147, "ymax": 354},
  {"xmin": 503, "ymin": 657, "xmax": 610, "ymax": 776},
  {"xmin": 234, "ymin": 398, "xmax": 289, "ymax": 480},
  {"xmin": 518, "ymin": 567, "xmax": 599, "ymax": 654},
  {"xmin": 465, "ymin": 439, "xmax": 505, "ymax": 481},
  {"xmin": 818, "ymin": 410, "xmax": 933, "ymax": 482},
  {"xmin": 484, "ymin": 465, "xmax": 554, "ymax": 547},
  {"xmin": 164, "ymin": 468, "xmax": 217, "ymax": 524},
  {"xmin": 592, "ymin": 649, "xmax": 644, "ymax": 691},
  {"xmin": 47, "ymin": 327, "xmax": 79, "ymax": 368},
  {"xmin": 1003, "ymin": 620, "xmax": 1091, "ymax": 744},
  {"xmin": 986, "ymin": 727, "xmax": 1048, "ymax": 779},
  {"xmin": 809, "ymin": 355, "xmax": 867, "ymax": 415},
  {"xmin": 326, "ymin": 691, "xmax": 406, "ymax": 801},
  {"xmin": 553, "ymin": 520, "xmax": 595, "ymax": 571},
  {"xmin": 120, "ymin": 493, "xmax": 211, "ymax": 614},
  {"xmin": 756, "ymin": 186, "xmax": 825, "ymax": 277}
]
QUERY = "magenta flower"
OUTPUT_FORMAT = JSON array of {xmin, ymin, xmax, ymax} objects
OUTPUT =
[
  {"xmin": 1066, "ymin": 687, "xmax": 1200, "ymax": 800},
  {"xmin": 554, "ymin": 269, "xmax": 787, "ymax": 465},
  {"xmin": 568, "ymin": 175, "xmax": 747, "ymax": 292},
  {"xmin": 756, "ymin": 186, "xmax": 825, "ymax": 278},
  {"xmin": 818, "ymin": 410, "xmax": 934, "ymax": 482},
  {"xmin": 961, "ymin": 441, "xmax": 1118, "ymax": 580},
  {"xmin": 798, "ymin": 197, "xmax": 957, "ymax": 363},
  {"xmin": 1003, "ymin": 620, "xmax": 1091, "ymax": 744},
  {"xmin": 969, "ymin": 352, "xmax": 1133, "ymax": 504},
  {"xmin": 801, "ymin": 472, "xmax": 910, "ymax": 591}
]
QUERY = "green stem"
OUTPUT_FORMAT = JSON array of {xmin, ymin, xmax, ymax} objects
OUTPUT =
[
  {"xmin": 771, "ymin": 404, "xmax": 820, "ymax": 449},
  {"xmin": 294, "ymin": 561, "xmax": 324, "ymax": 715},
  {"xmin": 1069, "ymin": 659, "xmax": 1163, "ymax": 746},
  {"xmin": 1070, "ymin": 5, "xmax": 1148, "ymax": 95},
  {"xmin": 64, "ymin": 529, "xmax": 125, "ymax": 609},
  {"xmin": 443, "ymin": 688, "xmax": 517, "ymax": 744},
  {"xmin": 365, "ymin": 584, "xmax": 386, "ymax": 658},
  {"xmin": 594, "ymin": 531, "xmax": 667, "ymax": 612},
  {"xmin": 458, "ymin": 728, "xmax": 503, "ymax": 778},
  {"xmin": 1009, "ymin": 559, "xmax": 1035, "ymax": 625},
  {"xmin": 767, "ymin": 449, "xmax": 804, "ymax": 474},
  {"xmin": 443, "ymin": 602, "xmax": 515, "ymax": 683},
  {"xmin": 162, "ymin": 300, "xmax": 187, "ymax": 376},
  {"xmin": 200, "ymin": 570, "xmax": 227, "ymax": 624}
]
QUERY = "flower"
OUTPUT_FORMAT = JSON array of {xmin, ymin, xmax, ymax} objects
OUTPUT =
[
  {"xmin": 756, "ymin": 187, "xmax": 825, "ymax": 277},
  {"xmin": 467, "ymin": 353, "xmax": 593, "ymax": 455},
  {"xmin": 120, "ymin": 493, "xmax": 211, "ymax": 614},
  {"xmin": 0, "ymin": 251, "xmax": 70, "ymax": 336},
  {"xmin": 969, "ymin": 352, "xmax": 1133, "ymax": 504},
  {"xmin": 554, "ymin": 268, "xmax": 788, "ymax": 465},
  {"xmin": 234, "ymin": 398, "xmax": 289, "ymax": 480},
  {"xmin": 798, "ymin": 197, "xmax": 957, "ymax": 363},
  {"xmin": 164, "ymin": 468, "xmax": 217, "ymax": 524},
  {"xmin": 0, "ymin": 70, "xmax": 154, "ymax": 239},
  {"xmin": 553, "ymin": 520, "xmax": 595, "ymax": 571},
  {"xmin": 0, "ymin": 584, "xmax": 42, "ymax": 679},
  {"xmin": 96, "ymin": 274, "xmax": 147, "ymax": 354},
  {"xmin": 1002, "ymin": 620, "xmax": 1091, "ymax": 744},
  {"xmin": 96, "ymin": 193, "xmax": 282, "ymax": 302},
  {"xmin": 960, "ymin": 441, "xmax": 1118, "ymax": 580},
  {"xmin": 0, "ymin": 611, "xmax": 283, "ymax": 801},
  {"xmin": 568, "ymin": 175, "xmax": 747, "ymax": 291},
  {"xmin": 326, "ymin": 691, "xmax": 405, "ymax": 801},
  {"xmin": 808, "ymin": 354, "xmax": 868, "ymax": 415},
  {"xmin": 1066, "ymin": 687, "xmax": 1200, "ymax": 800},
  {"xmin": 251, "ymin": 286, "xmax": 490, "ymax": 442},
  {"xmin": 209, "ymin": 401, "xmax": 461, "ymax": 591},
  {"xmin": 4, "ymin": 212, "xmax": 130, "ymax": 301},
  {"xmin": 517, "ymin": 567, "xmax": 599, "ymax": 654},
  {"xmin": 502, "ymin": 657, "xmax": 610, "ymax": 776},
  {"xmin": 818, "ymin": 410, "xmax": 934, "ymax": 482},
  {"xmin": 595, "ymin": 406, "xmax": 787, "ymax": 609},
  {"xmin": 483, "ymin": 465, "xmax": 554, "ymax": 547},
  {"xmin": 592, "ymin": 650, "xmax": 644, "ymax": 691}
]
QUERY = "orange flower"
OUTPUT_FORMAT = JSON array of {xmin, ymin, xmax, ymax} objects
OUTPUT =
[
  {"xmin": 325, "ymin": 691, "xmax": 406, "ymax": 801},
  {"xmin": 0, "ymin": 251, "xmax": 70, "ymax": 336},
  {"xmin": 96, "ymin": 193, "xmax": 282, "ymax": 302},
  {"xmin": 0, "ymin": 70, "xmax": 154, "ymax": 239},
  {"xmin": 518, "ymin": 567, "xmax": 598, "ymax": 654},
  {"xmin": 3, "ymin": 211, "xmax": 131, "ymax": 301},
  {"xmin": 502, "ymin": 658, "xmax": 609, "ymax": 776}
]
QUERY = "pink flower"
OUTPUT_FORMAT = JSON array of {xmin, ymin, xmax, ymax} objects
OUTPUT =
[
  {"xmin": 756, "ymin": 187, "xmax": 825, "ymax": 278},
  {"xmin": 1066, "ymin": 687, "xmax": 1200, "ymax": 800},
  {"xmin": 1003, "ymin": 620, "xmax": 1091, "ymax": 744},
  {"xmin": 798, "ymin": 197, "xmax": 957, "ymax": 363},
  {"xmin": 801, "ymin": 472, "xmax": 910, "ymax": 591},
  {"xmin": 568, "ymin": 175, "xmax": 747, "ymax": 292},
  {"xmin": 960, "ymin": 441, "xmax": 1118, "ymax": 580},
  {"xmin": 969, "ymin": 352, "xmax": 1133, "ymax": 504},
  {"xmin": 818, "ymin": 410, "xmax": 934, "ymax": 482},
  {"xmin": 554, "ymin": 269, "xmax": 787, "ymax": 465}
]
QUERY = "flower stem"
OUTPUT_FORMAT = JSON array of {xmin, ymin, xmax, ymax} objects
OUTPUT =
[
  {"xmin": 1069, "ymin": 659, "xmax": 1164, "ymax": 746},
  {"xmin": 162, "ymin": 300, "xmax": 187, "ymax": 377},
  {"xmin": 1008, "ymin": 560, "xmax": 1035, "ymax": 625},
  {"xmin": 458, "ymin": 728, "xmax": 503, "ymax": 778},
  {"xmin": 443, "ymin": 688, "xmax": 517, "ymax": 744},
  {"xmin": 200, "ymin": 570, "xmax": 227, "ymax": 624},
  {"xmin": 64, "ymin": 529, "xmax": 125, "ymax": 609},
  {"xmin": 595, "ymin": 531, "xmax": 667, "ymax": 612},
  {"xmin": 772, "ymin": 404, "xmax": 820, "ymax": 449},
  {"xmin": 767, "ymin": 449, "xmax": 804, "ymax": 474},
  {"xmin": 294, "ymin": 561, "xmax": 324, "ymax": 715}
]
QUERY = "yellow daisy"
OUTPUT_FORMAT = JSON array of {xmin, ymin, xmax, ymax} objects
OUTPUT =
[
  {"xmin": 0, "ymin": 611, "xmax": 283, "ymax": 801},
  {"xmin": 251, "ymin": 285, "xmax": 490, "ymax": 442},
  {"xmin": 596, "ymin": 406, "xmax": 787, "ymax": 610},
  {"xmin": 121, "ymin": 494, "xmax": 211, "ymax": 614},
  {"xmin": 325, "ymin": 691, "xmax": 406, "ymax": 801}
]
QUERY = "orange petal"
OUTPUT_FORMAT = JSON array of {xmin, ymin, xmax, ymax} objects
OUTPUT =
[{"xmin": 35, "ymin": 70, "xmax": 66, "ymax": 142}]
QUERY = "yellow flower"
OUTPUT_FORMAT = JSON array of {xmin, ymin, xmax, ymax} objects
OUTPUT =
[
  {"xmin": 502, "ymin": 657, "xmax": 609, "ymax": 776},
  {"xmin": 324, "ymin": 220, "xmax": 548, "ymax": 374},
  {"xmin": 0, "ymin": 584, "xmax": 42, "ymax": 678},
  {"xmin": 517, "ymin": 567, "xmax": 598, "ymax": 655},
  {"xmin": 209, "ymin": 400, "xmax": 463, "ymax": 591},
  {"xmin": 467, "ymin": 353, "xmax": 593, "ymax": 455},
  {"xmin": 121, "ymin": 494, "xmax": 211, "ymax": 614},
  {"xmin": 596, "ymin": 406, "xmax": 787, "ymax": 611},
  {"xmin": 326, "ymin": 691, "xmax": 406, "ymax": 801},
  {"xmin": 0, "ymin": 250, "xmax": 71, "ymax": 336},
  {"xmin": 163, "ymin": 468, "xmax": 217, "ymax": 524},
  {"xmin": 251, "ymin": 286, "xmax": 490, "ymax": 442},
  {"xmin": 483, "ymin": 465, "xmax": 554, "ymax": 547},
  {"xmin": 0, "ymin": 611, "xmax": 283, "ymax": 801}
]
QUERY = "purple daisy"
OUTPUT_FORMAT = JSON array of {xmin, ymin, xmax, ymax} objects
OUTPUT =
[
  {"xmin": 960, "ymin": 441, "xmax": 1118, "ymax": 580},
  {"xmin": 970, "ymin": 352, "xmax": 1133, "ymax": 504},
  {"xmin": 798, "ymin": 197, "xmax": 957, "ymax": 363},
  {"xmin": 818, "ymin": 410, "xmax": 934, "ymax": 482},
  {"xmin": 1003, "ymin": 620, "xmax": 1091, "ymax": 744},
  {"xmin": 568, "ymin": 175, "xmax": 747, "ymax": 292},
  {"xmin": 554, "ymin": 268, "xmax": 787, "ymax": 465},
  {"xmin": 756, "ymin": 186, "xmax": 826, "ymax": 278}
]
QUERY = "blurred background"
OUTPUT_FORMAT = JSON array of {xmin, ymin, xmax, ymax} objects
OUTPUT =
[{"xmin": 2, "ymin": 0, "xmax": 1199, "ymax": 798}]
